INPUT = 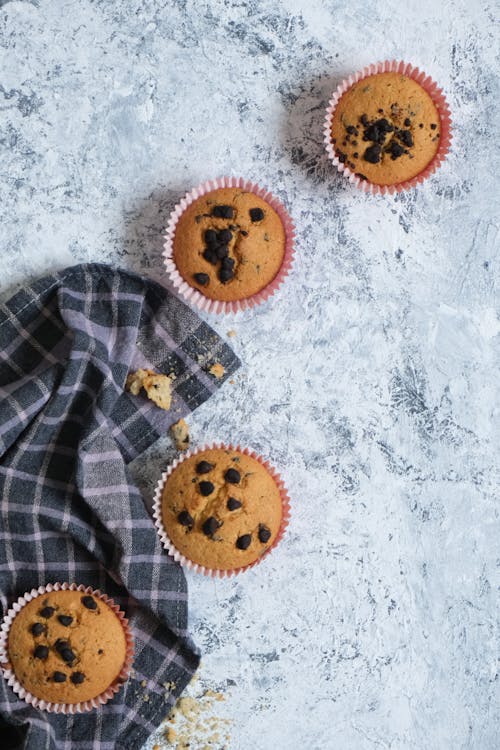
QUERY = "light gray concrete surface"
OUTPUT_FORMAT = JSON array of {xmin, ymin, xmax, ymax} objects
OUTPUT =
[{"xmin": 1, "ymin": 1, "xmax": 499, "ymax": 748}]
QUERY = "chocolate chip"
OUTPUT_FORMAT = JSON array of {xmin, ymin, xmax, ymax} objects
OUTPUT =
[
  {"xmin": 240, "ymin": 230, "xmax": 248, "ymax": 236},
  {"xmin": 355, "ymin": 173, "xmax": 368, "ymax": 181},
  {"xmin": 377, "ymin": 108, "xmax": 384, "ymax": 114},
  {"xmin": 363, "ymin": 144, "xmax": 382, "ymax": 164},
  {"xmin": 249, "ymin": 207, "xmax": 264, "ymax": 222},
  {"xmin": 211, "ymin": 205, "xmax": 234, "ymax": 219},
  {"xmin": 178, "ymin": 510, "xmax": 194, "ymax": 527},
  {"xmin": 202, "ymin": 516, "xmax": 220, "ymax": 537},
  {"xmin": 34, "ymin": 645, "xmax": 49, "ymax": 660},
  {"xmin": 345, "ymin": 125, "xmax": 357, "ymax": 135},
  {"xmin": 386, "ymin": 141, "xmax": 405, "ymax": 160},
  {"xmin": 430, "ymin": 123, "xmax": 437, "ymax": 129},
  {"xmin": 98, "ymin": 649, "xmax": 104, "ymax": 655},
  {"xmin": 396, "ymin": 129, "xmax": 413, "ymax": 147},
  {"xmin": 404, "ymin": 118, "xmax": 411, "ymax": 127},
  {"xmin": 53, "ymin": 671, "xmax": 67, "ymax": 683},
  {"xmin": 199, "ymin": 481, "xmax": 214, "ymax": 496},
  {"xmin": 258, "ymin": 525, "xmax": 272, "ymax": 544},
  {"xmin": 71, "ymin": 671, "xmax": 85, "ymax": 685},
  {"xmin": 81, "ymin": 596, "xmax": 97, "ymax": 610},
  {"xmin": 40, "ymin": 606, "xmax": 55, "ymax": 619},
  {"xmin": 215, "ymin": 244, "xmax": 229, "ymax": 259},
  {"xmin": 61, "ymin": 648, "xmax": 76, "ymax": 664},
  {"xmin": 219, "ymin": 267, "xmax": 234, "ymax": 283},
  {"xmin": 196, "ymin": 461, "xmax": 214, "ymax": 474},
  {"xmin": 204, "ymin": 229, "xmax": 218, "ymax": 246},
  {"xmin": 31, "ymin": 622, "xmax": 46, "ymax": 636},
  {"xmin": 360, "ymin": 114, "xmax": 369, "ymax": 126},
  {"xmin": 353, "ymin": 152, "xmax": 359, "ymax": 158},
  {"xmin": 193, "ymin": 272, "xmax": 210, "ymax": 286},
  {"xmin": 227, "ymin": 497, "xmax": 242, "ymax": 511},
  {"xmin": 419, "ymin": 123, "xmax": 424, "ymax": 128},
  {"xmin": 55, "ymin": 638, "xmax": 69, "ymax": 652},
  {"xmin": 224, "ymin": 468, "xmax": 240, "ymax": 484},
  {"xmin": 217, "ymin": 228, "xmax": 232, "ymax": 244},
  {"xmin": 221, "ymin": 256, "xmax": 235, "ymax": 269},
  {"xmin": 203, "ymin": 248, "xmax": 218, "ymax": 265},
  {"xmin": 336, "ymin": 150, "xmax": 347, "ymax": 164},
  {"xmin": 236, "ymin": 534, "xmax": 252, "ymax": 550},
  {"xmin": 58, "ymin": 615, "xmax": 73, "ymax": 627},
  {"xmin": 363, "ymin": 118, "xmax": 394, "ymax": 144}
]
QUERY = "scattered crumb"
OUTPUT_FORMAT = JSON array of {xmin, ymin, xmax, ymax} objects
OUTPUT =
[
  {"xmin": 140, "ymin": 679, "xmax": 147, "ymax": 688},
  {"xmin": 170, "ymin": 419, "xmax": 190, "ymax": 451},
  {"xmin": 143, "ymin": 693, "xmax": 150, "ymax": 702},
  {"xmin": 208, "ymin": 363, "xmax": 225, "ymax": 379},
  {"xmin": 228, "ymin": 379, "xmax": 235, "ymax": 385},
  {"xmin": 165, "ymin": 727, "xmax": 177, "ymax": 743},
  {"xmin": 153, "ymin": 744, "xmax": 161, "ymax": 750},
  {"xmin": 163, "ymin": 681, "xmax": 231, "ymax": 750},
  {"xmin": 227, "ymin": 330, "xmax": 236, "ymax": 337},
  {"xmin": 126, "ymin": 368, "xmax": 172, "ymax": 410}
]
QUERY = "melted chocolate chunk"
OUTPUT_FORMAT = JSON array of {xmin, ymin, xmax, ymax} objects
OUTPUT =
[
  {"xmin": 204, "ymin": 229, "xmax": 217, "ymax": 246},
  {"xmin": 178, "ymin": 510, "xmax": 194, "ymax": 528},
  {"xmin": 227, "ymin": 497, "xmax": 242, "ymax": 511},
  {"xmin": 196, "ymin": 460, "xmax": 214, "ymax": 474},
  {"xmin": 81, "ymin": 596, "xmax": 97, "ymax": 610},
  {"xmin": 363, "ymin": 144, "xmax": 382, "ymax": 164},
  {"xmin": 219, "ymin": 267, "xmax": 234, "ymax": 283},
  {"xmin": 217, "ymin": 228, "xmax": 232, "ymax": 244},
  {"xmin": 236, "ymin": 534, "xmax": 252, "ymax": 550},
  {"xmin": 386, "ymin": 141, "xmax": 405, "ymax": 160},
  {"xmin": 40, "ymin": 606, "xmax": 55, "ymax": 619},
  {"xmin": 199, "ymin": 481, "xmax": 215, "ymax": 496},
  {"xmin": 203, "ymin": 248, "xmax": 218, "ymax": 265},
  {"xmin": 396, "ymin": 129, "xmax": 413, "ymax": 147},
  {"xmin": 215, "ymin": 244, "xmax": 229, "ymax": 260},
  {"xmin": 202, "ymin": 516, "xmax": 220, "ymax": 537},
  {"xmin": 258, "ymin": 525, "xmax": 272, "ymax": 544},
  {"xmin": 404, "ymin": 117, "xmax": 411, "ymax": 127},
  {"xmin": 71, "ymin": 671, "xmax": 85, "ymax": 685},
  {"xmin": 34, "ymin": 645, "xmax": 49, "ymax": 660},
  {"xmin": 211, "ymin": 205, "xmax": 234, "ymax": 219},
  {"xmin": 193, "ymin": 272, "xmax": 209, "ymax": 286},
  {"xmin": 224, "ymin": 468, "xmax": 240, "ymax": 484},
  {"xmin": 58, "ymin": 615, "xmax": 73, "ymax": 627},
  {"xmin": 31, "ymin": 622, "xmax": 46, "ymax": 637},
  {"xmin": 249, "ymin": 207, "xmax": 264, "ymax": 222},
  {"xmin": 53, "ymin": 671, "xmax": 67, "ymax": 683},
  {"xmin": 363, "ymin": 118, "xmax": 394, "ymax": 144}
]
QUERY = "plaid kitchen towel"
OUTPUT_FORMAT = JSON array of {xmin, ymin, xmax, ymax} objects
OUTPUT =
[{"xmin": 0, "ymin": 263, "xmax": 240, "ymax": 750}]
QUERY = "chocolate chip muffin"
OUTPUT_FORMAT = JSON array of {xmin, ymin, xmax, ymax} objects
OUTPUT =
[
  {"xmin": 172, "ymin": 188, "xmax": 286, "ymax": 302},
  {"xmin": 160, "ymin": 448, "xmax": 283, "ymax": 570},
  {"xmin": 330, "ymin": 72, "xmax": 442, "ymax": 185},
  {"xmin": 6, "ymin": 589, "xmax": 127, "ymax": 704}
]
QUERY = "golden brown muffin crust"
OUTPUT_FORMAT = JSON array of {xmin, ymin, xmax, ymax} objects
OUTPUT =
[
  {"xmin": 161, "ymin": 448, "xmax": 283, "ymax": 570},
  {"xmin": 173, "ymin": 188, "xmax": 286, "ymax": 302},
  {"xmin": 7, "ymin": 589, "xmax": 127, "ymax": 703},
  {"xmin": 330, "ymin": 72, "xmax": 441, "ymax": 185}
]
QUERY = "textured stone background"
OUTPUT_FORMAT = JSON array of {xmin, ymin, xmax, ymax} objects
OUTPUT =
[{"xmin": 1, "ymin": 1, "xmax": 499, "ymax": 748}]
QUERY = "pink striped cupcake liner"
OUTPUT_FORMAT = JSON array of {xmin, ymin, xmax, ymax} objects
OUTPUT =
[
  {"xmin": 152, "ymin": 442, "xmax": 291, "ymax": 578},
  {"xmin": 0, "ymin": 582, "xmax": 134, "ymax": 713},
  {"xmin": 323, "ymin": 60, "xmax": 452, "ymax": 195},
  {"xmin": 162, "ymin": 177, "xmax": 295, "ymax": 314}
]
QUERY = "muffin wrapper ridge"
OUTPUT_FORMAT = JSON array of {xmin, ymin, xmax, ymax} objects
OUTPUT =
[
  {"xmin": 323, "ymin": 59, "xmax": 452, "ymax": 195},
  {"xmin": 152, "ymin": 443, "xmax": 291, "ymax": 577},
  {"xmin": 0, "ymin": 582, "xmax": 134, "ymax": 714},
  {"xmin": 162, "ymin": 177, "xmax": 295, "ymax": 314}
]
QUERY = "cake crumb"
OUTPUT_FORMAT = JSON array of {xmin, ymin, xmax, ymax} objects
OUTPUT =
[
  {"xmin": 208, "ymin": 363, "xmax": 225, "ymax": 379},
  {"xmin": 170, "ymin": 419, "xmax": 190, "ymax": 451},
  {"xmin": 140, "ymin": 679, "xmax": 147, "ymax": 688},
  {"xmin": 227, "ymin": 329, "xmax": 236, "ymax": 337},
  {"xmin": 126, "ymin": 368, "xmax": 172, "ymax": 411},
  {"xmin": 165, "ymin": 727, "xmax": 177, "ymax": 743}
]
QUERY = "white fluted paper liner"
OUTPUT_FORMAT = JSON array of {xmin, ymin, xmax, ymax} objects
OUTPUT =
[
  {"xmin": 153, "ymin": 443, "xmax": 291, "ymax": 578},
  {"xmin": 323, "ymin": 60, "xmax": 452, "ymax": 195},
  {"xmin": 0, "ymin": 582, "xmax": 134, "ymax": 713},
  {"xmin": 162, "ymin": 177, "xmax": 295, "ymax": 314}
]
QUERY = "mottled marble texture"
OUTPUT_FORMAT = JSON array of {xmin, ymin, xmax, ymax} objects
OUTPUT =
[{"xmin": 1, "ymin": 0, "xmax": 499, "ymax": 748}]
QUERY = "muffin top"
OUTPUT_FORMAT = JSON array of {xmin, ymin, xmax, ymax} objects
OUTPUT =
[
  {"xmin": 172, "ymin": 187, "xmax": 286, "ymax": 302},
  {"xmin": 161, "ymin": 448, "xmax": 283, "ymax": 570},
  {"xmin": 7, "ymin": 589, "xmax": 127, "ymax": 704},
  {"xmin": 330, "ymin": 72, "xmax": 441, "ymax": 185}
]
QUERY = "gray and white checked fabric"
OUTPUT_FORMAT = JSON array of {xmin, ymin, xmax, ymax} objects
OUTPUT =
[{"xmin": 0, "ymin": 263, "xmax": 240, "ymax": 750}]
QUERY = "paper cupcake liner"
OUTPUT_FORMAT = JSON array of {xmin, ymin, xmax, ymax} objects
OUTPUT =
[
  {"xmin": 162, "ymin": 177, "xmax": 295, "ymax": 314},
  {"xmin": 0, "ymin": 582, "xmax": 134, "ymax": 713},
  {"xmin": 153, "ymin": 442, "xmax": 291, "ymax": 578},
  {"xmin": 323, "ymin": 60, "xmax": 452, "ymax": 195}
]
